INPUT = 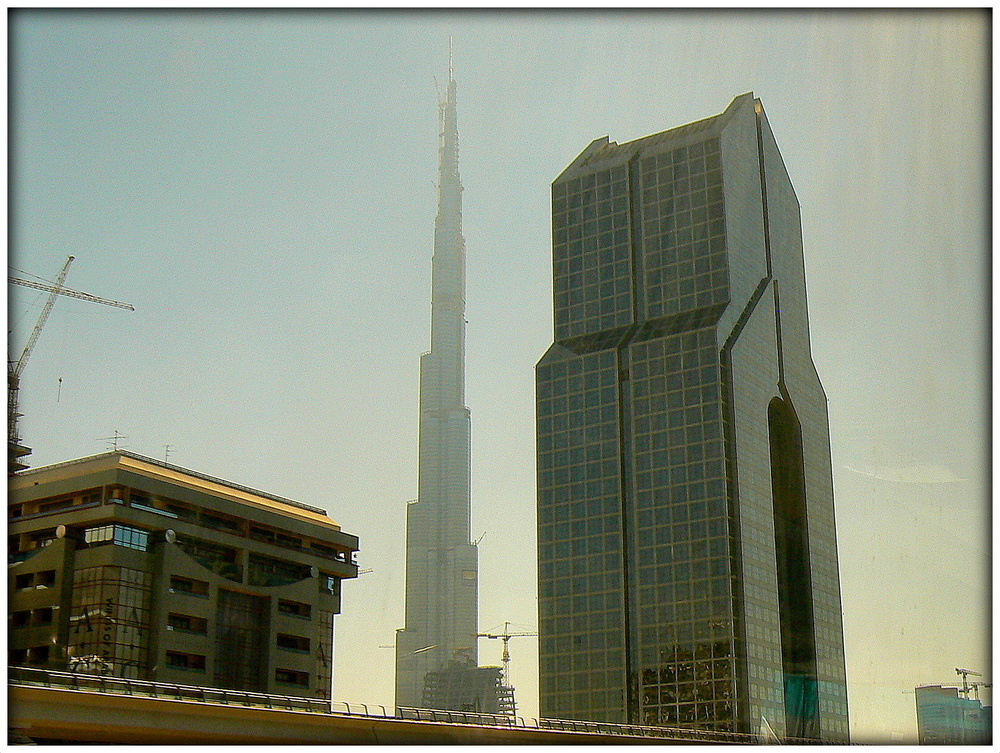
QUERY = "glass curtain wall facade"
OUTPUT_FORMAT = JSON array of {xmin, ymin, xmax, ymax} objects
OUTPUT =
[
  {"xmin": 68, "ymin": 566, "xmax": 152, "ymax": 678},
  {"xmin": 536, "ymin": 93, "xmax": 848, "ymax": 741},
  {"xmin": 214, "ymin": 589, "xmax": 269, "ymax": 691}
]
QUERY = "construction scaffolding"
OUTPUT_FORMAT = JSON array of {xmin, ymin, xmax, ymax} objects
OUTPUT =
[{"xmin": 420, "ymin": 658, "xmax": 515, "ymax": 716}]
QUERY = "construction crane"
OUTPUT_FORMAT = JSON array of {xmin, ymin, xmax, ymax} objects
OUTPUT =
[
  {"xmin": 477, "ymin": 622, "xmax": 538, "ymax": 688},
  {"xmin": 955, "ymin": 668, "xmax": 983, "ymax": 698},
  {"xmin": 8, "ymin": 255, "xmax": 134, "ymax": 472}
]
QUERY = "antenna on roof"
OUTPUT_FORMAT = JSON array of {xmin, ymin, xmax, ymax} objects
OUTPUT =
[
  {"xmin": 98, "ymin": 429, "xmax": 128, "ymax": 452},
  {"xmin": 449, "ymin": 37, "xmax": 453, "ymax": 82}
]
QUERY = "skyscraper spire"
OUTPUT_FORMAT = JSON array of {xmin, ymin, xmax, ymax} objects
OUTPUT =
[{"xmin": 395, "ymin": 57, "xmax": 479, "ymax": 712}]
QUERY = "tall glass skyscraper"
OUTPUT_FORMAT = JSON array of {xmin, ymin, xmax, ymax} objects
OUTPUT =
[
  {"xmin": 535, "ymin": 93, "xmax": 848, "ymax": 741},
  {"xmin": 395, "ymin": 66, "xmax": 479, "ymax": 711}
]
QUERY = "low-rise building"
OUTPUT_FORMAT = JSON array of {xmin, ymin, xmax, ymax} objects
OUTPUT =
[{"xmin": 8, "ymin": 451, "xmax": 359, "ymax": 699}]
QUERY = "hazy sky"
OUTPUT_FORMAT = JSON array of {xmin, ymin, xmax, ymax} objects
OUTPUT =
[{"xmin": 8, "ymin": 9, "xmax": 989, "ymax": 742}]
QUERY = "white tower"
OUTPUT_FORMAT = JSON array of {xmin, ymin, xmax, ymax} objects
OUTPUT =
[{"xmin": 395, "ymin": 61, "xmax": 479, "ymax": 711}]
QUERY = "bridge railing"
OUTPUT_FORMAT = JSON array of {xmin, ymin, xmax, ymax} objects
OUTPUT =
[
  {"xmin": 8, "ymin": 666, "xmax": 336, "ymax": 715},
  {"xmin": 9, "ymin": 666, "xmax": 836, "ymax": 744},
  {"xmin": 398, "ymin": 705, "xmax": 761, "ymax": 742},
  {"xmin": 397, "ymin": 706, "xmax": 524, "ymax": 727},
  {"xmin": 330, "ymin": 700, "xmax": 392, "ymax": 717}
]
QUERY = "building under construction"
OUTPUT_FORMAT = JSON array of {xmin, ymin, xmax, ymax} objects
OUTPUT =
[
  {"xmin": 395, "ymin": 59, "xmax": 512, "ymax": 714},
  {"xmin": 915, "ymin": 670, "xmax": 992, "ymax": 745},
  {"xmin": 419, "ymin": 659, "xmax": 514, "ymax": 716}
]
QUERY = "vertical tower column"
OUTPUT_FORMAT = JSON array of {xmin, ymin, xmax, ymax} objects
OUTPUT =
[{"xmin": 395, "ymin": 67, "xmax": 479, "ymax": 711}]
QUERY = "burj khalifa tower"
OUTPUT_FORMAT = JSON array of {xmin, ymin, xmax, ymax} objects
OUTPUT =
[{"xmin": 394, "ymin": 62, "xmax": 479, "ymax": 711}]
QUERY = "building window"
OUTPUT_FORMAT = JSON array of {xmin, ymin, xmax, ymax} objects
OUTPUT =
[
  {"xmin": 83, "ymin": 524, "xmax": 149, "ymax": 551},
  {"xmin": 30, "ymin": 530, "xmax": 56, "ymax": 549},
  {"xmin": 27, "ymin": 645, "xmax": 50, "ymax": 665},
  {"xmin": 26, "ymin": 490, "xmax": 102, "ymax": 517},
  {"xmin": 11, "ymin": 610, "xmax": 30, "ymax": 628},
  {"xmin": 249, "ymin": 526, "xmax": 275, "ymax": 544},
  {"xmin": 176, "ymin": 535, "xmax": 241, "ymax": 582},
  {"xmin": 115, "ymin": 525, "xmax": 148, "ymax": 550},
  {"xmin": 9, "ymin": 648, "xmax": 27, "ymax": 664},
  {"xmin": 38, "ymin": 497, "xmax": 80, "ymax": 514},
  {"xmin": 165, "ymin": 503, "xmax": 197, "ymax": 521},
  {"xmin": 276, "ymin": 633, "xmax": 310, "ymax": 653},
  {"xmin": 15, "ymin": 570, "xmax": 56, "ymax": 590},
  {"xmin": 167, "ymin": 613, "xmax": 208, "ymax": 634},
  {"xmin": 248, "ymin": 553, "xmax": 310, "ymax": 587},
  {"xmin": 129, "ymin": 498, "xmax": 179, "ymax": 519},
  {"xmin": 32, "ymin": 607, "xmax": 54, "ymax": 626},
  {"xmin": 323, "ymin": 575, "xmax": 341, "ymax": 596},
  {"xmin": 166, "ymin": 651, "xmax": 206, "ymax": 671},
  {"xmin": 277, "ymin": 599, "xmax": 311, "ymax": 619},
  {"xmin": 169, "ymin": 576, "xmax": 210, "ymax": 597},
  {"xmin": 199, "ymin": 512, "xmax": 239, "ymax": 534},
  {"xmin": 275, "ymin": 533, "xmax": 302, "ymax": 549},
  {"xmin": 275, "ymin": 668, "xmax": 309, "ymax": 687},
  {"xmin": 309, "ymin": 541, "xmax": 338, "ymax": 558}
]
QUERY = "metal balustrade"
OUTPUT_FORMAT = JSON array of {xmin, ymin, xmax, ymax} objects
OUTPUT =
[
  {"xmin": 9, "ymin": 666, "xmax": 837, "ymax": 743},
  {"xmin": 8, "ymin": 666, "xmax": 346, "ymax": 716}
]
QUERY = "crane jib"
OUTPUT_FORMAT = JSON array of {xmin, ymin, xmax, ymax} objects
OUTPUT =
[
  {"xmin": 9, "ymin": 277, "xmax": 135, "ymax": 311},
  {"xmin": 8, "ymin": 255, "xmax": 134, "ymax": 456}
]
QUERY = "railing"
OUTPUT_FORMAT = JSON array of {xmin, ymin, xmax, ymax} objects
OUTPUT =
[
  {"xmin": 9, "ymin": 666, "xmax": 841, "ymax": 744},
  {"xmin": 8, "ymin": 666, "xmax": 343, "ymax": 715},
  {"xmin": 397, "ymin": 707, "xmax": 526, "ymax": 727},
  {"xmin": 397, "ymin": 706, "xmax": 761, "ymax": 743}
]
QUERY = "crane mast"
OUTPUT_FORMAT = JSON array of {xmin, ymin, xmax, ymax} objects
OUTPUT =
[
  {"xmin": 11, "ymin": 256, "xmax": 74, "ymax": 381},
  {"xmin": 476, "ymin": 621, "xmax": 538, "ymax": 706},
  {"xmin": 955, "ymin": 668, "xmax": 983, "ymax": 698}
]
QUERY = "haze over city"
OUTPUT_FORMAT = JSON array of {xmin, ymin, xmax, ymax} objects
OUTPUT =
[{"xmin": 8, "ymin": 9, "xmax": 989, "ymax": 743}]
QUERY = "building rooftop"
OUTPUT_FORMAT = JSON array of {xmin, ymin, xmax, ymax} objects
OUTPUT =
[
  {"xmin": 9, "ymin": 450, "xmax": 342, "ymax": 531},
  {"xmin": 555, "ymin": 91, "xmax": 755, "ymax": 181}
]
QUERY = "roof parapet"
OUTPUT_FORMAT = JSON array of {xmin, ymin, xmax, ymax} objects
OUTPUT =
[
  {"xmin": 555, "ymin": 92, "xmax": 759, "ymax": 183},
  {"xmin": 10, "ymin": 449, "xmax": 330, "ymax": 518}
]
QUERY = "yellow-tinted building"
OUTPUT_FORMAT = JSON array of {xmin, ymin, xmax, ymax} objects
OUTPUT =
[{"xmin": 8, "ymin": 451, "xmax": 358, "ymax": 698}]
